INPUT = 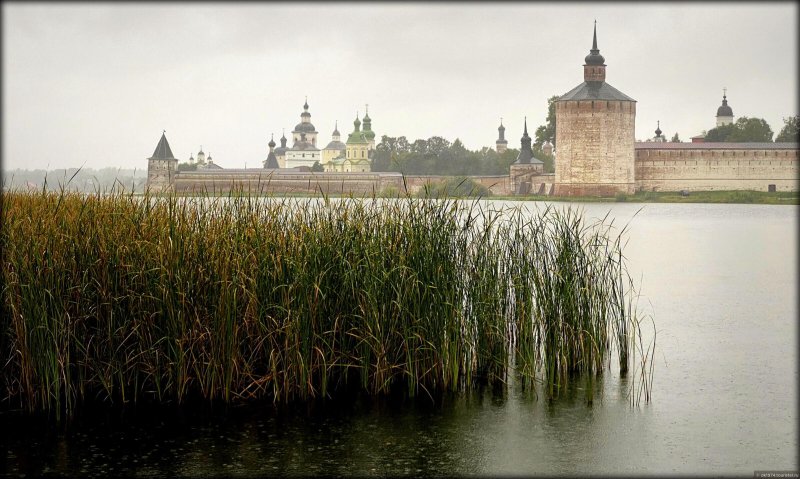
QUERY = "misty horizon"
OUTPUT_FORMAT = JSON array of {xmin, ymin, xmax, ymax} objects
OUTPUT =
[{"xmin": 3, "ymin": 2, "xmax": 797, "ymax": 171}]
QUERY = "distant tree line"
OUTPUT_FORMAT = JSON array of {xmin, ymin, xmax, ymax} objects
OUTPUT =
[
  {"xmin": 371, "ymin": 135, "xmax": 554, "ymax": 176},
  {"xmin": 2, "ymin": 167, "xmax": 146, "ymax": 193}
]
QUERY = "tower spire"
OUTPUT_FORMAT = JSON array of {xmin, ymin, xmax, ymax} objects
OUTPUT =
[
  {"xmin": 584, "ymin": 21, "xmax": 606, "ymax": 81},
  {"xmin": 515, "ymin": 116, "xmax": 533, "ymax": 164}
]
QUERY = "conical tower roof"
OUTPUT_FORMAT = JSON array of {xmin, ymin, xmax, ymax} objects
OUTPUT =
[
  {"xmin": 514, "ymin": 117, "xmax": 543, "ymax": 165},
  {"xmin": 148, "ymin": 131, "xmax": 177, "ymax": 160},
  {"xmin": 265, "ymin": 150, "xmax": 279, "ymax": 169}
]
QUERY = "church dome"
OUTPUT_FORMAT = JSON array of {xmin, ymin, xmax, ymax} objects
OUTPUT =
[
  {"xmin": 717, "ymin": 95, "xmax": 733, "ymax": 117},
  {"xmin": 294, "ymin": 122, "xmax": 316, "ymax": 132},
  {"xmin": 585, "ymin": 52, "xmax": 605, "ymax": 65}
]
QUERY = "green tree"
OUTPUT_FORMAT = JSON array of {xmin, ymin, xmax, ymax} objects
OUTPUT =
[
  {"xmin": 775, "ymin": 115, "xmax": 799, "ymax": 142},
  {"xmin": 534, "ymin": 95, "xmax": 560, "ymax": 149},
  {"xmin": 311, "ymin": 161, "xmax": 324, "ymax": 172},
  {"xmin": 427, "ymin": 136, "xmax": 451, "ymax": 156},
  {"xmin": 704, "ymin": 123, "xmax": 737, "ymax": 142},
  {"xmin": 706, "ymin": 117, "xmax": 773, "ymax": 142},
  {"xmin": 671, "ymin": 133, "xmax": 681, "ymax": 143},
  {"xmin": 532, "ymin": 145, "xmax": 555, "ymax": 173},
  {"xmin": 177, "ymin": 162, "xmax": 197, "ymax": 171},
  {"xmin": 416, "ymin": 176, "xmax": 491, "ymax": 198}
]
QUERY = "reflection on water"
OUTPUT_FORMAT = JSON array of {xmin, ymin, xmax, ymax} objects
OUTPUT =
[{"xmin": 2, "ymin": 202, "xmax": 797, "ymax": 476}]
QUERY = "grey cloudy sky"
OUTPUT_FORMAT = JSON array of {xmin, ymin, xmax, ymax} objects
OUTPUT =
[{"xmin": 2, "ymin": 2, "xmax": 798, "ymax": 171}]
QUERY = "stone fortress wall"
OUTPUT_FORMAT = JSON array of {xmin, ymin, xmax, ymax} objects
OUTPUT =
[
  {"xmin": 168, "ymin": 170, "xmax": 515, "ymax": 196},
  {"xmin": 634, "ymin": 143, "xmax": 798, "ymax": 192}
]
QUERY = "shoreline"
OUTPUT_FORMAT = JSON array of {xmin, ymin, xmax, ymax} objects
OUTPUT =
[{"xmin": 4, "ymin": 188, "xmax": 798, "ymax": 205}]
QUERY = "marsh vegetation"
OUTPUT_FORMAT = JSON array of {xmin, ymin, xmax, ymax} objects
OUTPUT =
[{"xmin": 1, "ymin": 188, "xmax": 654, "ymax": 419}]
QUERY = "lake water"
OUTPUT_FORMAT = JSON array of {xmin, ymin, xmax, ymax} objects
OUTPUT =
[{"xmin": 2, "ymin": 201, "xmax": 797, "ymax": 476}]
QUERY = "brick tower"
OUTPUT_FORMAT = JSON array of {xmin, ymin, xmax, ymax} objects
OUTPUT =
[{"xmin": 554, "ymin": 22, "xmax": 636, "ymax": 196}]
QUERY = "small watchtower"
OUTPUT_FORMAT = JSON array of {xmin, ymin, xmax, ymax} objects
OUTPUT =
[{"xmin": 146, "ymin": 131, "xmax": 178, "ymax": 193}]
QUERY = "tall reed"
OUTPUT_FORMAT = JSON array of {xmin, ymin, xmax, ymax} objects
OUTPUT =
[{"xmin": 1, "ymin": 187, "xmax": 654, "ymax": 417}]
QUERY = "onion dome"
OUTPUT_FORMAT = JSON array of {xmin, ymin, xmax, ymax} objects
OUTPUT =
[
  {"xmin": 584, "ymin": 21, "xmax": 606, "ymax": 65},
  {"xmin": 655, "ymin": 121, "xmax": 662, "ymax": 138},
  {"xmin": 361, "ymin": 105, "xmax": 375, "ymax": 140},
  {"xmin": 333, "ymin": 120, "xmax": 340, "ymax": 137},
  {"xmin": 301, "ymin": 97, "xmax": 311, "ymax": 118},
  {"xmin": 275, "ymin": 130, "xmax": 289, "ymax": 156},
  {"xmin": 347, "ymin": 113, "xmax": 368, "ymax": 145},
  {"xmin": 294, "ymin": 121, "xmax": 316, "ymax": 132},
  {"xmin": 268, "ymin": 133, "xmax": 276, "ymax": 149},
  {"xmin": 497, "ymin": 118, "xmax": 507, "ymax": 143},
  {"xmin": 716, "ymin": 91, "xmax": 733, "ymax": 117}
]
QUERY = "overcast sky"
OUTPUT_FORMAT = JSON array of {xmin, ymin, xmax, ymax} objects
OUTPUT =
[{"xmin": 2, "ymin": 2, "xmax": 798, "ymax": 171}]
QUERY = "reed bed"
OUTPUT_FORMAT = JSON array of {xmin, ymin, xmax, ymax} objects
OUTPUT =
[{"xmin": 1, "ymin": 188, "xmax": 654, "ymax": 418}]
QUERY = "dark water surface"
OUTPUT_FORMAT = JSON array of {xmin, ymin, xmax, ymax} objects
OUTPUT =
[{"xmin": 2, "ymin": 201, "xmax": 797, "ymax": 476}]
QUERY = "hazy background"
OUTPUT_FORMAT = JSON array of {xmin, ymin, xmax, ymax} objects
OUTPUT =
[{"xmin": 3, "ymin": 2, "xmax": 798, "ymax": 171}]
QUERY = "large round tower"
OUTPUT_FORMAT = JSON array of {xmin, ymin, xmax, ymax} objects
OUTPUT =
[{"xmin": 554, "ymin": 23, "xmax": 636, "ymax": 196}]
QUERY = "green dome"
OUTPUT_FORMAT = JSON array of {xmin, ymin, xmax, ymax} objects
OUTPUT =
[{"xmin": 347, "ymin": 131, "xmax": 368, "ymax": 145}]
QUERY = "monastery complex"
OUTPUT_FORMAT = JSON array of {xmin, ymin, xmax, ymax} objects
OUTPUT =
[{"xmin": 147, "ymin": 25, "xmax": 798, "ymax": 196}]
